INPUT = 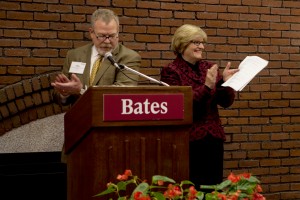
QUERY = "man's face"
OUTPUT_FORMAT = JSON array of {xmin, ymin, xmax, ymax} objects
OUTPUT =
[{"xmin": 89, "ymin": 19, "xmax": 119, "ymax": 55}]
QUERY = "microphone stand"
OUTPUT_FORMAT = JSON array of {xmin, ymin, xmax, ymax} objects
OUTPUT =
[{"xmin": 118, "ymin": 64, "xmax": 170, "ymax": 86}]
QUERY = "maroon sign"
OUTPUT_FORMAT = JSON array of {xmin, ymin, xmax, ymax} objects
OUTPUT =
[{"xmin": 103, "ymin": 93, "xmax": 184, "ymax": 121}]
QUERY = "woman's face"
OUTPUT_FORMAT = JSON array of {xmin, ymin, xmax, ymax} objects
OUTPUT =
[
  {"xmin": 89, "ymin": 19, "xmax": 119, "ymax": 56},
  {"xmin": 182, "ymin": 36, "xmax": 205, "ymax": 65}
]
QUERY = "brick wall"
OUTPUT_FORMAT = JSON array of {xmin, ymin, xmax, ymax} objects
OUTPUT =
[{"xmin": 0, "ymin": 0, "xmax": 300, "ymax": 199}]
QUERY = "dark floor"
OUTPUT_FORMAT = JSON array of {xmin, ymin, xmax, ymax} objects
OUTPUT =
[{"xmin": 0, "ymin": 152, "xmax": 67, "ymax": 200}]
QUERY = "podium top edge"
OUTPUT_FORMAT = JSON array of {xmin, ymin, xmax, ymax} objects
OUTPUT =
[
  {"xmin": 88, "ymin": 85, "xmax": 192, "ymax": 90},
  {"xmin": 84, "ymin": 85, "xmax": 193, "ymax": 94}
]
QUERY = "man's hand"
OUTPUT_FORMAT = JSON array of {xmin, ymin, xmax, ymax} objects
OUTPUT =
[{"xmin": 51, "ymin": 73, "xmax": 83, "ymax": 96}]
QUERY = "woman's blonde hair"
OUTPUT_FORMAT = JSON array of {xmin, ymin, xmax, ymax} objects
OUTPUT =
[{"xmin": 171, "ymin": 24, "xmax": 207, "ymax": 55}]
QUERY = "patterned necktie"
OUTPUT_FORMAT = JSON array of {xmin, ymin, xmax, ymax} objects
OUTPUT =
[{"xmin": 90, "ymin": 55, "xmax": 103, "ymax": 86}]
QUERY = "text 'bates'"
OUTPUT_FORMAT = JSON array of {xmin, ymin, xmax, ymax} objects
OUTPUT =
[{"xmin": 103, "ymin": 94, "xmax": 184, "ymax": 121}]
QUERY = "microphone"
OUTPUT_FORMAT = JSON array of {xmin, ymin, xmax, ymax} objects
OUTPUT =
[{"xmin": 104, "ymin": 52, "xmax": 122, "ymax": 69}]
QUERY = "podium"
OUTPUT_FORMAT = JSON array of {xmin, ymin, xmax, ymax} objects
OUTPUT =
[{"xmin": 64, "ymin": 86, "xmax": 193, "ymax": 200}]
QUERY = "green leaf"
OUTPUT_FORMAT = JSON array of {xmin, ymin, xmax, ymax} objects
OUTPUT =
[
  {"xmin": 195, "ymin": 191, "xmax": 204, "ymax": 200},
  {"xmin": 204, "ymin": 192, "xmax": 219, "ymax": 200},
  {"xmin": 237, "ymin": 192, "xmax": 250, "ymax": 198},
  {"xmin": 151, "ymin": 191, "xmax": 166, "ymax": 200},
  {"xmin": 136, "ymin": 182, "xmax": 150, "ymax": 192},
  {"xmin": 216, "ymin": 180, "xmax": 232, "ymax": 190},
  {"xmin": 248, "ymin": 175, "xmax": 260, "ymax": 183},
  {"xmin": 180, "ymin": 180, "xmax": 194, "ymax": 186},
  {"xmin": 129, "ymin": 182, "xmax": 150, "ymax": 199},
  {"xmin": 117, "ymin": 181, "xmax": 128, "ymax": 191},
  {"xmin": 149, "ymin": 185, "xmax": 166, "ymax": 190},
  {"xmin": 152, "ymin": 175, "xmax": 176, "ymax": 184},
  {"xmin": 236, "ymin": 180, "xmax": 256, "ymax": 191},
  {"xmin": 201, "ymin": 179, "xmax": 232, "ymax": 192},
  {"xmin": 93, "ymin": 186, "xmax": 116, "ymax": 197},
  {"xmin": 183, "ymin": 188, "xmax": 191, "ymax": 193},
  {"xmin": 200, "ymin": 184, "xmax": 216, "ymax": 190}
]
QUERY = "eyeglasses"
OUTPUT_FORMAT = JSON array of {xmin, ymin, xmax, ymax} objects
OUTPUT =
[
  {"xmin": 190, "ymin": 41, "xmax": 206, "ymax": 46},
  {"xmin": 93, "ymin": 31, "xmax": 118, "ymax": 41}
]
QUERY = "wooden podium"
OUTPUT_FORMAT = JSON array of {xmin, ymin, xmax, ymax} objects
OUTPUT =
[{"xmin": 64, "ymin": 86, "xmax": 193, "ymax": 200}]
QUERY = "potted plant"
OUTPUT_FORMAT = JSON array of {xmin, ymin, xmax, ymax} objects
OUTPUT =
[{"xmin": 94, "ymin": 169, "xmax": 266, "ymax": 200}]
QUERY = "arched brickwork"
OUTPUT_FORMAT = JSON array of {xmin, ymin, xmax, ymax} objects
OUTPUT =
[
  {"xmin": 0, "ymin": 69, "xmax": 161, "ymax": 137},
  {"xmin": 0, "ymin": 72, "xmax": 70, "ymax": 136}
]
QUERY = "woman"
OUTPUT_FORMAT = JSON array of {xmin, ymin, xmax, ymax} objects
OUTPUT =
[{"xmin": 160, "ymin": 24, "xmax": 239, "ymax": 190}]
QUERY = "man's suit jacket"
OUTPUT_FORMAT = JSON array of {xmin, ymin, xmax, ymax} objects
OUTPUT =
[{"xmin": 53, "ymin": 43, "xmax": 141, "ymax": 105}]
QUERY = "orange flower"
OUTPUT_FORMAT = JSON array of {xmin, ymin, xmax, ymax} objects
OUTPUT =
[
  {"xmin": 240, "ymin": 173, "xmax": 251, "ymax": 179},
  {"xmin": 187, "ymin": 186, "xmax": 197, "ymax": 200},
  {"xmin": 133, "ymin": 191, "xmax": 151, "ymax": 200},
  {"xmin": 106, "ymin": 182, "xmax": 112, "ymax": 187},
  {"xmin": 164, "ymin": 184, "xmax": 182, "ymax": 199},
  {"xmin": 124, "ymin": 169, "xmax": 132, "ymax": 176},
  {"xmin": 157, "ymin": 180, "xmax": 164, "ymax": 186},
  {"xmin": 116, "ymin": 169, "xmax": 132, "ymax": 181},
  {"xmin": 217, "ymin": 193, "xmax": 227, "ymax": 200},
  {"xmin": 134, "ymin": 191, "xmax": 142, "ymax": 199},
  {"xmin": 228, "ymin": 172, "xmax": 240, "ymax": 183},
  {"xmin": 95, "ymin": 169, "xmax": 266, "ymax": 200},
  {"xmin": 253, "ymin": 193, "xmax": 266, "ymax": 200},
  {"xmin": 116, "ymin": 174, "xmax": 123, "ymax": 180},
  {"xmin": 255, "ymin": 184, "xmax": 263, "ymax": 193}
]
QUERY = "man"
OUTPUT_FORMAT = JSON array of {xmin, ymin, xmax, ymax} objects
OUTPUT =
[
  {"xmin": 51, "ymin": 8, "xmax": 141, "ymax": 105},
  {"xmin": 51, "ymin": 8, "xmax": 141, "ymax": 163}
]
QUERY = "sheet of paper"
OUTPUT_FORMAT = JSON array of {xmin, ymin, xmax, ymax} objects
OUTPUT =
[{"xmin": 221, "ymin": 56, "xmax": 269, "ymax": 91}]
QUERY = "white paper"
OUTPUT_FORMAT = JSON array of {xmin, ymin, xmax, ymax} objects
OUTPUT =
[
  {"xmin": 69, "ymin": 62, "xmax": 86, "ymax": 74},
  {"xmin": 221, "ymin": 56, "xmax": 269, "ymax": 91}
]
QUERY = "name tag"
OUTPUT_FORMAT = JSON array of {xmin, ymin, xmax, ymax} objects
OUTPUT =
[{"xmin": 69, "ymin": 62, "xmax": 86, "ymax": 74}]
